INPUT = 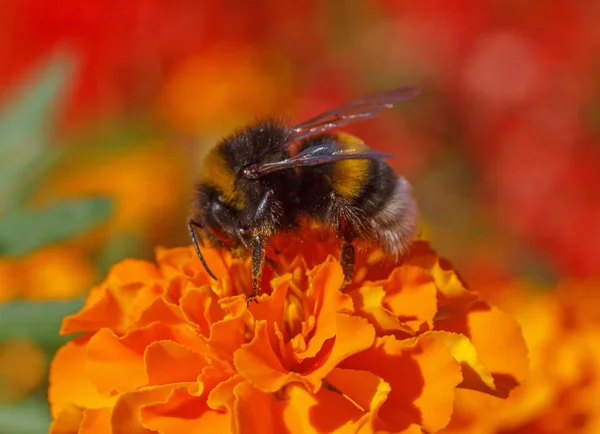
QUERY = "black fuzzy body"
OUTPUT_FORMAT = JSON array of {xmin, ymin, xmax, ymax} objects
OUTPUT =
[{"xmin": 193, "ymin": 118, "xmax": 412, "ymax": 250}]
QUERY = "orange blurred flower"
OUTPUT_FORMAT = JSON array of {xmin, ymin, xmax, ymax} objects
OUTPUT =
[
  {"xmin": 49, "ymin": 229, "xmax": 527, "ymax": 433},
  {"xmin": 157, "ymin": 45, "xmax": 295, "ymax": 136},
  {"xmin": 38, "ymin": 141, "xmax": 189, "ymax": 248},
  {"xmin": 0, "ymin": 245, "xmax": 95, "ymax": 301},
  {"xmin": 0, "ymin": 258, "xmax": 20, "ymax": 302},
  {"xmin": 441, "ymin": 280, "xmax": 600, "ymax": 434},
  {"xmin": 0, "ymin": 338, "xmax": 47, "ymax": 404}
]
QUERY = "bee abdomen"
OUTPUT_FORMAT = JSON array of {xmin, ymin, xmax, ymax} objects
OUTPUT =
[
  {"xmin": 330, "ymin": 133, "xmax": 371, "ymax": 201},
  {"xmin": 369, "ymin": 176, "xmax": 418, "ymax": 257},
  {"xmin": 350, "ymin": 158, "xmax": 397, "ymax": 216}
]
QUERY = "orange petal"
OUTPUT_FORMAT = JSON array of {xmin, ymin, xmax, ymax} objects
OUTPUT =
[
  {"xmin": 234, "ymin": 320, "xmax": 299, "ymax": 393},
  {"xmin": 136, "ymin": 296, "xmax": 186, "ymax": 328},
  {"xmin": 341, "ymin": 335, "xmax": 463, "ymax": 433},
  {"xmin": 122, "ymin": 284, "xmax": 166, "ymax": 326},
  {"xmin": 86, "ymin": 322, "xmax": 191, "ymax": 396},
  {"xmin": 281, "ymin": 382, "xmax": 366, "ymax": 434},
  {"xmin": 435, "ymin": 300, "xmax": 528, "ymax": 398},
  {"xmin": 232, "ymin": 380, "xmax": 288, "ymax": 434},
  {"xmin": 207, "ymin": 374, "xmax": 245, "ymax": 413},
  {"xmin": 140, "ymin": 384, "xmax": 231, "ymax": 434},
  {"xmin": 61, "ymin": 260, "xmax": 164, "ymax": 335},
  {"xmin": 209, "ymin": 297, "xmax": 249, "ymax": 356},
  {"xmin": 180, "ymin": 286, "xmax": 218, "ymax": 337},
  {"xmin": 144, "ymin": 340, "xmax": 208, "ymax": 386},
  {"xmin": 86, "ymin": 328, "xmax": 149, "ymax": 395},
  {"xmin": 79, "ymin": 408, "xmax": 112, "ymax": 434},
  {"xmin": 156, "ymin": 244, "xmax": 229, "ymax": 284},
  {"xmin": 111, "ymin": 384, "xmax": 177, "ymax": 434},
  {"xmin": 247, "ymin": 274, "xmax": 291, "ymax": 357},
  {"xmin": 198, "ymin": 364, "xmax": 234, "ymax": 395},
  {"xmin": 60, "ymin": 288, "xmax": 123, "ymax": 335},
  {"xmin": 423, "ymin": 330, "xmax": 500, "ymax": 396},
  {"xmin": 325, "ymin": 368, "xmax": 390, "ymax": 418},
  {"xmin": 155, "ymin": 246, "xmax": 196, "ymax": 279},
  {"xmin": 163, "ymin": 275, "xmax": 187, "ymax": 305},
  {"xmin": 303, "ymin": 313, "xmax": 375, "ymax": 391},
  {"xmin": 105, "ymin": 259, "xmax": 162, "ymax": 286},
  {"xmin": 218, "ymin": 295, "xmax": 248, "ymax": 317},
  {"xmin": 382, "ymin": 265, "xmax": 438, "ymax": 331},
  {"xmin": 296, "ymin": 262, "xmax": 351, "ymax": 359},
  {"xmin": 48, "ymin": 337, "xmax": 115, "ymax": 419},
  {"xmin": 247, "ymin": 274, "xmax": 291, "ymax": 328},
  {"xmin": 49, "ymin": 406, "xmax": 84, "ymax": 434},
  {"xmin": 349, "ymin": 285, "xmax": 415, "ymax": 337},
  {"xmin": 406, "ymin": 243, "xmax": 478, "ymax": 313}
]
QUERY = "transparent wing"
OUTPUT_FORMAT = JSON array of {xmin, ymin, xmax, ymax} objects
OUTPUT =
[
  {"xmin": 289, "ymin": 86, "xmax": 420, "ymax": 142},
  {"xmin": 243, "ymin": 141, "xmax": 394, "ymax": 179}
]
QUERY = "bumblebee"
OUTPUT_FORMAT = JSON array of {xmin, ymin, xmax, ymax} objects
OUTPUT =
[{"xmin": 188, "ymin": 86, "xmax": 420, "ymax": 303}]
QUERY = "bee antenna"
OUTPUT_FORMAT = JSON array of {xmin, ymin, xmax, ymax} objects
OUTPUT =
[{"xmin": 187, "ymin": 218, "xmax": 218, "ymax": 280}]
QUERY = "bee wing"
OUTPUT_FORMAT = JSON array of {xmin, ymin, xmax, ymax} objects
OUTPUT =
[
  {"xmin": 243, "ymin": 141, "xmax": 394, "ymax": 178},
  {"xmin": 288, "ymin": 86, "xmax": 421, "ymax": 142}
]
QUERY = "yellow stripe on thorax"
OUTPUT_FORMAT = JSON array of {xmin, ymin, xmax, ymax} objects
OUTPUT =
[
  {"xmin": 332, "ymin": 132, "xmax": 370, "ymax": 200},
  {"xmin": 200, "ymin": 147, "xmax": 246, "ymax": 209}
]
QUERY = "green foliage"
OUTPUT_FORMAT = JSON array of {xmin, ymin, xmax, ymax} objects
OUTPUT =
[
  {"xmin": 0, "ymin": 398, "xmax": 51, "ymax": 434},
  {"xmin": 0, "ymin": 197, "xmax": 113, "ymax": 256},
  {"xmin": 0, "ymin": 53, "xmax": 71, "ymax": 214},
  {"xmin": 0, "ymin": 53, "xmax": 115, "ymax": 429},
  {"xmin": 0, "ymin": 51, "xmax": 114, "ymax": 256},
  {"xmin": 0, "ymin": 298, "xmax": 84, "ymax": 352}
]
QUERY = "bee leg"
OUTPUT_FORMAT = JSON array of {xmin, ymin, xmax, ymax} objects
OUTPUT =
[
  {"xmin": 241, "ymin": 227, "xmax": 277, "ymax": 272},
  {"xmin": 340, "ymin": 239, "xmax": 355, "ymax": 285},
  {"xmin": 237, "ymin": 228, "xmax": 278, "ymax": 273},
  {"xmin": 247, "ymin": 234, "xmax": 265, "ymax": 304},
  {"xmin": 188, "ymin": 218, "xmax": 218, "ymax": 280},
  {"xmin": 336, "ymin": 209, "xmax": 357, "ymax": 286},
  {"xmin": 253, "ymin": 189, "xmax": 275, "ymax": 223},
  {"xmin": 244, "ymin": 190, "xmax": 278, "ymax": 305},
  {"xmin": 236, "ymin": 228, "xmax": 251, "ymax": 250}
]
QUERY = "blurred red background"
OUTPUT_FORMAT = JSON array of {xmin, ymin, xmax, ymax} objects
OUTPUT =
[{"xmin": 1, "ymin": 0, "xmax": 599, "ymax": 283}]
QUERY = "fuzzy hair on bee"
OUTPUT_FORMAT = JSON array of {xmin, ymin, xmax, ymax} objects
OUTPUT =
[{"xmin": 188, "ymin": 86, "xmax": 421, "ymax": 303}]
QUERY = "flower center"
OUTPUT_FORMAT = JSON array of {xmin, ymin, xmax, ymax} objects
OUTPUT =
[{"xmin": 282, "ymin": 292, "xmax": 305, "ymax": 342}]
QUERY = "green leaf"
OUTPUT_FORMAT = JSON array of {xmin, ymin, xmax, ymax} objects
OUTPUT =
[
  {"xmin": 0, "ymin": 52, "xmax": 74, "ymax": 213},
  {"xmin": 0, "ymin": 398, "xmax": 51, "ymax": 434},
  {"xmin": 3, "ymin": 149, "xmax": 65, "ymax": 212},
  {"xmin": 0, "ymin": 197, "xmax": 113, "ymax": 256},
  {"xmin": 0, "ymin": 298, "xmax": 84, "ymax": 351}
]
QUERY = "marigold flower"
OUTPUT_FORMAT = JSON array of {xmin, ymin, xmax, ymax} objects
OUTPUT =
[
  {"xmin": 441, "ymin": 280, "xmax": 600, "ymax": 434},
  {"xmin": 49, "ymin": 229, "xmax": 527, "ymax": 433}
]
